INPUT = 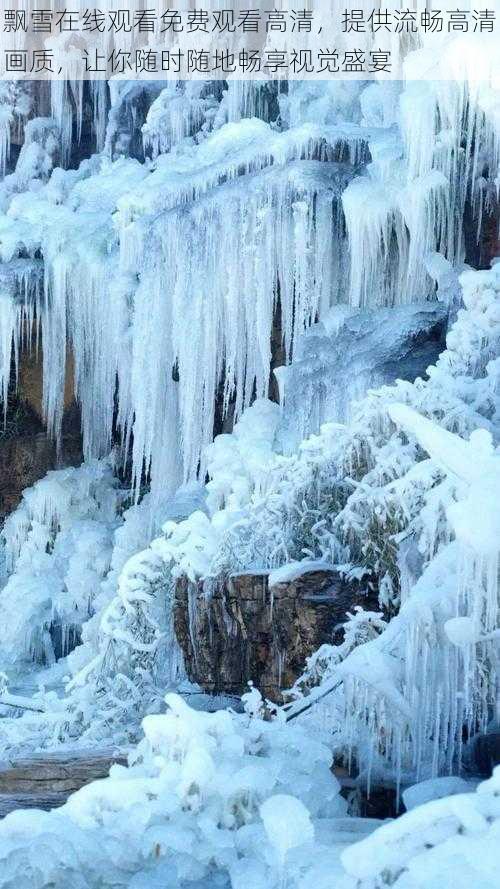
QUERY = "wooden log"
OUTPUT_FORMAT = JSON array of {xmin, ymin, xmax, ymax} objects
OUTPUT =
[
  {"xmin": 0, "ymin": 693, "xmax": 45, "ymax": 712},
  {"xmin": 0, "ymin": 749, "xmax": 127, "ymax": 795}
]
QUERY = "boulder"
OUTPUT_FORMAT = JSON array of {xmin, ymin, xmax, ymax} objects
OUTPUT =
[
  {"xmin": 173, "ymin": 565, "xmax": 373, "ymax": 701},
  {"xmin": 472, "ymin": 730, "xmax": 500, "ymax": 776}
]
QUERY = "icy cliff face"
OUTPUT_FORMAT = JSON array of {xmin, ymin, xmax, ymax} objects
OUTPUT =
[
  {"xmin": 0, "ymin": 458, "xmax": 123, "ymax": 668},
  {"xmin": 0, "ymin": 74, "xmax": 497, "ymax": 506},
  {"xmin": 0, "ymin": 40, "xmax": 498, "ymax": 784}
]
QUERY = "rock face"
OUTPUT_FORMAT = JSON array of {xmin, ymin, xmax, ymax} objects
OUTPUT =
[
  {"xmin": 274, "ymin": 302, "xmax": 448, "ymax": 452},
  {"xmin": 0, "ymin": 347, "xmax": 82, "ymax": 521},
  {"xmin": 0, "ymin": 433, "xmax": 55, "ymax": 519},
  {"xmin": 173, "ymin": 567, "xmax": 373, "ymax": 701},
  {"xmin": 472, "ymin": 731, "xmax": 500, "ymax": 776}
]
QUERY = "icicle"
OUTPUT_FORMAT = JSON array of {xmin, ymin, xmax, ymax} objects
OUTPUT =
[
  {"xmin": 50, "ymin": 76, "xmax": 85, "ymax": 166},
  {"xmin": 0, "ymin": 106, "xmax": 12, "ymax": 178},
  {"xmin": 50, "ymin": 81, "xmax": 73, "ymax": 167},
  {"xmin": 142, "ymin": 83, "xmax": 212, "ymax": 159},
  {"xmin": 90, "ymin": 80, "xmax": 108, "ymax": 153},
  {"xmin": 342, "ymin": 174, "xmax": 406, "ymax": 308}
]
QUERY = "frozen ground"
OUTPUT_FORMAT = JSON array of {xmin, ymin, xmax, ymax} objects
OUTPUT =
[{"xmin": 0, "ymin": 693, "xmax": 498, "ymax": 889}]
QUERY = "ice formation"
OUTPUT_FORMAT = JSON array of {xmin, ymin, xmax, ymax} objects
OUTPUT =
[
  {"xmin": 0, "ymin": 693, "xmax": 350, "ymax": 889},
  {"xmin": 340, "ymin": 766, "xmax": 500, "ymax": 889},
  {"xmin": 130, "ymin": 261, "xmax": 499, "ymax": 788},
  {"xmin": 280, "ymin": 266, "xmax": 498, "ymax": 785},
  {"xmin": 0, "ymin": 26, "xmax": 498, "ymax": 889},
  {"xmin": 0, "ymin": 469, "xmax": 206, "ymax": 751},
  {"xmin": 0, "ymin": 69, "xmax": 498, "ymax": 775},
  {"xmin": 0, "ymin": 260, "xmax": 499, "ymax": 770},
  {"xmin": 0, "ymin": 691, "xmax": 498, "ymax": 889},
  {"xmin": 0, "ymin": 458, "xmax": 124, "ymax": 668},
  {"xmin": 0, "ymin": 57, "xmax": 497, "ymax": 501}
]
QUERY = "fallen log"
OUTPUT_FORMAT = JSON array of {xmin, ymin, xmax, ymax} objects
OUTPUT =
[
  {"xmin": 0, "ymin": 693, "xmax": 45, "ymax": 713},
  {"xmin": 0, "ymin": 749, "xmax": 128, "ymax": 796}
]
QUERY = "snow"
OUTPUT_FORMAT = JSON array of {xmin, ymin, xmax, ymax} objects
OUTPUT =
[
  {"xmin": 0, "ymin": 34, "xmax": 497, "ymax": 886},
  {"xmin": 341, "ymin": 767, "xmax": 500, "ymax": 889},
  {"xmin": 389, "ymin": 402, "xmax": 500, "ymax": 556},
  {"xmin": 260, "ymin": 794, "xmax": 314, "ymax": 868},
  {"xmin": 0, "ymin": 459, "xmax": 124, "ymax": 670},
  {"xmin": 0, "ymin": 470, "xmax": 207, "ymax": 752},
  {"xmin": 0, "ymin": 693, "xmax": 498, "ymax": 889},
  {"xmin": 444, "ymin": 616, "xmax": 479, "ymax": 647},
  {"xmin": 402, "ymin": 776, "xmax": 475, "ymax": 812},
  {"xmin": 268, "ymin": 561, "xmax": 335, "ymax": 588},
  {"xmin": 205, "ymin": 399, "xmax": 281, "ymax": 514},
  {"xmin": 0, "ymin": 693, "xmax": 349, "ymax": 889},
  {"xmin": 180, "ymin": 261, "xmax": 500, "ymax": 786}
]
